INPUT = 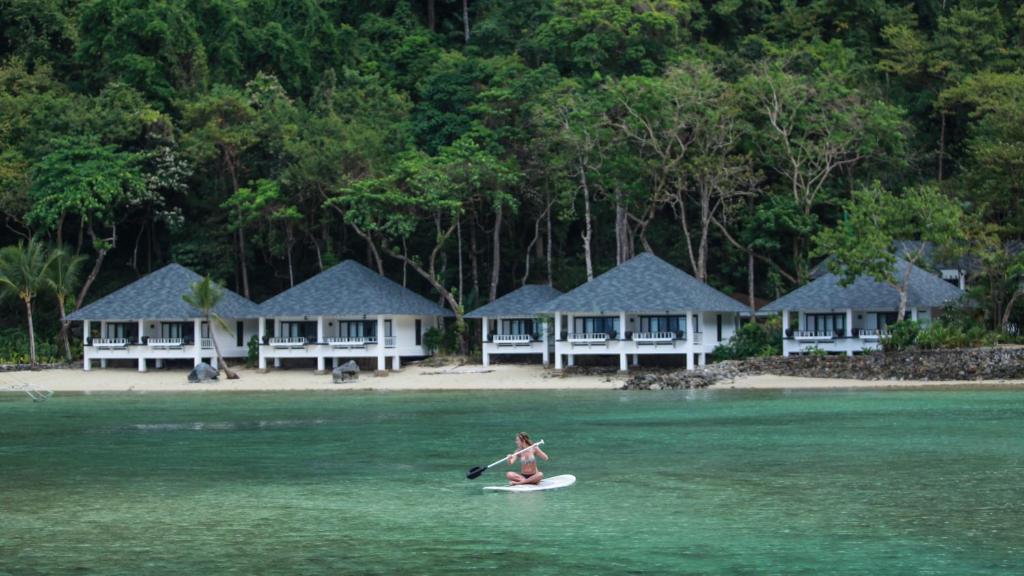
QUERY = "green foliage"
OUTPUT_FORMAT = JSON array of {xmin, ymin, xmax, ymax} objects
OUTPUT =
[
  {"xmin": 0, "ymin": 327, "xmax": 62, "ymax": 365},
  {"xmin": 246, "ymin": 335, "xmax": 260, "ymax": 368},
  {"xmin": 711, "ymin": 318, "xmax": 782, "ymax": 361},
  {"xmin": 881, "ymin": 320, "xmax": 920, "ymax": 352}
]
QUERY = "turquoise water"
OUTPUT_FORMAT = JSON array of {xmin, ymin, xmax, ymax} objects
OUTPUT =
[{"xmin": 1, "ymin": 389, "xmax": 1022, "ymax": 575}]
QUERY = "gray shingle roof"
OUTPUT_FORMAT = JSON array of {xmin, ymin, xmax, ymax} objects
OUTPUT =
[
  {"xmin": 465, "ymin": 285, "xmax": 562, "ymax": 318},
  {"xmin": 67, "ymin": 263, "xmax": 259, "ymax": 321},
  {"xmin": 257, "ymin": 260, "xmax": 453, "ymax": 317},
  {"xmin": 539, "ymin": 252, "xmax": 750, "ymax": 314},
  {"xmin": 762, "ymin": 259, "xmax": 965, "ymax": 312}
]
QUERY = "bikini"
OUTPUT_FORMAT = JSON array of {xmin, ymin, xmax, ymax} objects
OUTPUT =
[{"xmin": 519, "ymin": 452, "xmax": 537, "ymax": 476}]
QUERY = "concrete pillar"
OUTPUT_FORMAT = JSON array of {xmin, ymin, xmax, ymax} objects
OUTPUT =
[
  {"xmin": 83, "ymin": 320, "xmax": 92, "ymax": 371},
  {"xmin": 332, "ymin": 357, "xmax": 338, "ymax": 369},
  {"xmin": 100, "ymin": 320, "xmax": 107, "ymax": 339},
  {"xmin": 911, "ymin": 308, "xmax": 919, "ymax": 322},
  {"xmin": 699, "ymin": 353, "xmax": 706, "ymax": 367},
  {"xmin": 482, "ymin": 315, "xmax": 490, "ymax": 367},
  {"xmin": 376, "ymin": 315, "xmax": 386, "ymax": 373},
  {"xmin": 393, "ymin": 354, "xmax": 401, "ymax": 371},
  {"xmin": 316, "ymin": 316, "xmax": 325, "ymax": 344},
  {"xmin": 686, "ymin": 310, "xmax": 695, "ymax": 371},
  {"xmin": 567, "ymin": 313, "xmax": 575, "ymax": 366},
  {"xmin": 541, "ymin": 320, "xmax": 550, "ymax": 367},
  {"xmin": 156, "ymin": 359, "xmax": 163, "ymax": 369},
  {"xmin": 138, "ymin": 357, "xmax": 146, "ymax": 372},
  {"xmin": 316, "ymin": 356, "xmax": 326, "ymax": 373},
  {"xmin": 781, "ymin": 310, "xmax": 790, "ymax": 333},
  {"xmin": 686, "ymin": 352, "xmax": 695, "ymax": 371},
  {"xmin": 632, "ymin": 354, "xmax": 639, "ymax": 366},
  {"xmin": 554, "ymin": 313, "xmax": 563, "ymax": 370},
  {"xmin": 315, "ymin": 316, "xmax": 326, "ymax": 373},
  {"xmin": 481, "ymin": 316, "xmax": 489, "ymax": 342},
  {"xmin": 138, "ymin": 319, "xmax": 145, "ymax": 344},
  {"xmin": 100, "ymin": 359, "xmax": 107, "ymax": 369},
  {"xmin": 618, "ymin": 312, "xmax": 626, "ymax": 340},
  {"xmin": 274, "ymin": 358, "xmax": 281, "ymax": 368},
  {"xmin": 193, "ymin": 318, "xmax": 203, "ymax": 367},
  {"xmin": 845, "ymin": 309, "xmax": 854, "ymax": 338},
  {"xmin": 619, "ymin": 353, "xmax": 628, "ymax": 372},
  {"xmin": 258, "ymin": 317, "xmax": 266, "ymax": 342}
]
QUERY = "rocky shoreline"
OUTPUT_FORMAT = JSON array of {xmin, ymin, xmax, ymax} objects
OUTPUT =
[{"xmin": 623, "ymin": 347, "xmax": 1024, "ymax": 390}]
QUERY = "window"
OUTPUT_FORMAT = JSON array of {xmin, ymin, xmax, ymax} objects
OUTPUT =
[
  {"xmin": 804, "ymin": 313, "xmax": 846, "ymax": 333},
  {"xmin": 501, "ymin": 319, "xmax": 534, "ymax": 335},
  {"xmin": 876, "ymin": 312, "xmax": 898, "ymax": 329},
  {"xmin": 415, "ymin": 319, "xmax": 422, "ymax": 345},
  {"xmin": 384, "ymin": 320, "xmax": 393, "ymax": 337},
  {"xmin": 716, "ymin": 314, "xmax": 723, "ymax": 341},
  {"xmin": 280, "ymin": 321, "xmax": 315, "ymax": 339},
  {"xmin": 639, "ymin": 316, "xmax": 684, "ymax": 334},
  {"xmin": 201, "ymin": 321, "xmax": 211, "ymax": 338},
  {"xmin": 236, "ymin": 321, "xmax": 244, "ymax": 347},
  {"xmin": 338, "ymin": 321, "xmax": 371, "ymax": 338},
  {"xmin": 107, "ymin": 322, "xmax": 136, "ymax": 340},
  {"xmin": 573, "ymin": 316, "xmax": 618, "ymax": 335},
  {"xmin": 161, "ymin": 322, "xmax": 194, "ymax": 340}
]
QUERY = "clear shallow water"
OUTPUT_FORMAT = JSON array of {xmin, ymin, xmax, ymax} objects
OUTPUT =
[{"xmin": 1, "ymin": 389, "xmax": 1022, "ymax": 575}]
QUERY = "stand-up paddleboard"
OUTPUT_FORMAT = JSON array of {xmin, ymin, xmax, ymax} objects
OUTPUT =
[{"xmin": 483, "ymin": 474, "xmax": 576, "ymax": 492}]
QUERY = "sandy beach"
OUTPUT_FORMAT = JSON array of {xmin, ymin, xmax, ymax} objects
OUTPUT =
[{"xmin": 4, "ymin": 364, "xmax": 1024, "ymax": 393}]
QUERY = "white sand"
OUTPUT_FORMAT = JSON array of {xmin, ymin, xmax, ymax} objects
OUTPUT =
[
  {"xmin": 0, "ymin": 364, "xmax": 625, "ymax": 393},
  {"xmin": 3, "ymin": 365, "xmax": 1023, "ymax": 394}
]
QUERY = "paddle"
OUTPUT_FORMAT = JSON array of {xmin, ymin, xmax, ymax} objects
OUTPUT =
[{"xmin": 466, "ymin": 440, "xmax": 544, "ymax": 480}]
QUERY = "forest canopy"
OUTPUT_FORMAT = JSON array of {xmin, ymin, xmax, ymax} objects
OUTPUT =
[{"xmin": 2, "ymin": 0, "xmax": 1023, "ymax": 352}]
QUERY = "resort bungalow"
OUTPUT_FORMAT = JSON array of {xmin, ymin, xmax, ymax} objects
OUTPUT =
[
  {"xmin": 256, "ymin": 260, "xmax": 452, "ymax": 373},
  {"xmin": 540, "ymin": 252, "xmax": 750, "ymax": 372},
  {"xmin": 68, "ymin": 264, "xmax": 260, "ymax": 371},
  {"xmin": 465, "ymin": 285, "xmax": 562, "ymax": 367},
  {"xmin": 763, "ymin": 259, "xmax": 964, "ymax": 357}
]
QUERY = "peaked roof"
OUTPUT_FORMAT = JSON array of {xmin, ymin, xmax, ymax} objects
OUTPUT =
[
  {"xmin": 67, "ymin": 264, "xmax": 259, "ymax": 321},
  {"xmin": 539, "ymin": 252, "xmax": 750, "ymax": 314},
  {"xmin": 257, "ymin": 260, "xmax": 453, "ymax": 317},
  {"xmin": 465, "ymin": 285, "xmax": 562, "ymax": 318},
  {"xmin": 763, "ymin": 259, "xmax": 964, "ymax": 312}
]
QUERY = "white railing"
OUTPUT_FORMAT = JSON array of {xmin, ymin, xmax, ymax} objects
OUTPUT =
[
  {"xmin": 325, "ymin": 337, "xmax": 372, "ymax": 348},
  {"xmin": 858, "ymin": 329, "xmax": 891, "ymax": 340},
  {"xmin": 200, "ymin": 338, "xmax": 213, "ymax": 349},
  {"xmin": 793, "ymin": 330, "xmax": 835, "ymax": 342},
  {"xmin": 269, "ymin": 337, "xmax": 307, "ymax": 349},
  {"xmin": 632, "ymin": 332, "xmax": 675, "ymax": 345},
  {"xmin": 148, "ymin": 338, "xmax": 184, "ymax": 349},
  {"xmin": 92, "ymin": 338, "xmax": 130, "ymax": 349},
  {"xmin": 493, "ymin": 334, "xmax": 533, "ymax": 346},
  {"xmin": 384, "ymin": 337, "xmax": 395, "ymax": 348},
  {"xmin": 568, "ymin": 333, "xmax": 609, "ymax": 346}
]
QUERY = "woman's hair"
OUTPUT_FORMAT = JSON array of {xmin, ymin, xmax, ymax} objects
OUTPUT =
[{"xmin": 517, "ymin": 432, "xmax": 532, "ymax": 445}]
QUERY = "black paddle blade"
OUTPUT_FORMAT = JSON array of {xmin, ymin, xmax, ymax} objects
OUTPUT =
[{"xmin": 466, "ymin": 466, "xmax": 486, "ymax": 479}]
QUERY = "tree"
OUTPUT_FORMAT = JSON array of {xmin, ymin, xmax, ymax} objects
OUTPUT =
[
  {"xmin": 45, "ymin": 246, "xmax": 88, "ymax": 361},
  {"xmin": 0, "ymin": 239, "xmax": 57, "ymax": 367},
  {"xmin": 813, "ymin": 182, "xmax": 965, "ymax": 321},
  {"xmin": 182, "ymin": 276, "xmax": 239, "ymax": 379},
  {"xmin": 27, "ymin": 136, "xmax": 147, "ymax": 311}
]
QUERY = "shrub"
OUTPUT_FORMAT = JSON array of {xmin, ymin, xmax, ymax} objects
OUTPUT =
[
  {"xmin": 0, "ymin": 327, "xmax": 63, "ymax": 365},
  {"xmin": 711, "ymin": 317, "xmax": 782, "ymax": 361},
  {"xmin": 423, "ymin": 326, "xmax": 460, "ymax": 355},
  {"xmin": 881, "ymin": 320, "xmax": 919, "ymax": 352},
  {"xmin": 246, "ymin": 335, "xmax": 260, "ymax": 368}
]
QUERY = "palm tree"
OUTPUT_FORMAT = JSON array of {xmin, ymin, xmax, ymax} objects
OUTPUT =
[
  {"xmin": 0, "ymin": 239, "xmax": 58, "ymax": 368},
  {"xmin": 46, "ymin": 246, "xmax": 89, "ymax": 361},
  {"xmin": 182, "ymin": 276, "xmax": 239, "ymax": 379}
]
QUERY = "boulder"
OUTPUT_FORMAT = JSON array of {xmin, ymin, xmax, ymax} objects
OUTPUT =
[
  {"xmin": 188, "ymin": 362, "xmax": 219, "ymax": 383},
  {"xmin": 333, "ymin": 360, "xmax": 360, "ymax": 383}
]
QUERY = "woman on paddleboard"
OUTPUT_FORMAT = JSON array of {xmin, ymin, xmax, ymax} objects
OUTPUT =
[{"xmin": 506, "ymin": 432, "xmax": 548, "ymax": 485}]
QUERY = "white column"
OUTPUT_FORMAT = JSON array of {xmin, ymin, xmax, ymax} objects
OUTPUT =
[
  {"xmin": 100, "ymin": 359, "xmax": 107, "ymax": 369},
  {"xmin": 393, "ymin": 354, "xmax": 401, "ymax": 370},
  {"xmin": 618, "ymin": 312, "xmax": 626, "ymax": 340},
  {"xmin": 83, "ymin": 320, "xmax": 92, "ymax": 371},
  {"xmin": 138, "ymin": 357, "xmax": 146, "ymax": 372},
  {"xmin": 100, "ymin": 320, "xmax": 107, "ymax": 339},
  {"xmin": 699, "ymin": 353, "xmax": 706, "ymax": 367},
  {"xmin": 846, "ymin": 309, "xmax": 854, "ymax": 338},
  {"xmin": 258, "ymin": 317, "xmax": 267, "ymax": 370},
  {"xmin": 138, "ymin": 319, "xmax": 145, "ymax": 344},
  {"xmin": 209, "ymin": 355, "xmax": 217, "ymax": 369},
  {"xmin": 554, "ymin": 313, "xmax": 563, "ymax": 370},
  {"xmin": 619, "ymin": 353, "xmax": 627, "ymax": 372},
  {"xmin": 911, "ymin": 308, "xmax": 919, "ymax": 322},
  {"xmin": 798, "ymin": 311, "xmax": 806, "ymax": 331},
  {"xmin": 567, "ymin": 313, "xmax": 575, "ymax": 366},
  {"xmin": 376, "ymin": 315, "xmax": 386, "ymax": 373},
  {"xmin": 316, "ymin": 316, "xmax": 326, "ymax": 373},
  {"xmin": 541, "ymin": 320, "xmax": 549, "ymax": 367},
  {"xmin": 332, "ymin": 357, "xmax": 338, "ymax": 369},
  {"xmin": 155, "ymin": 359, "xmax": 163, "ymax": 369},
  {"xmin": 782, "ymin": 310, "xmax": 791, "ymax": 357},
  {"xmin": 632, "ymin": 354, "xmax": 638, "ymax": 366},
  {"xmin": 193, "ymin": 318, "xmax": 202, "ymax": 367},
  {"xmin": 686, "ymin": 310, "xmax": 695, "ymax": 371},
  {"xmin": 482, "ymin": 316, "xmax": 490, "ymax": 367}
]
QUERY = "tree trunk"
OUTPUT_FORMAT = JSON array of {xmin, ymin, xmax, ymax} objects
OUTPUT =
[
  {"xmin": 1000, "ymin": 289, "xmax": 1022, "ymax": 331},
  {"xmin": 209, "ymin": 314, "xmax": 239, "ymax": 379},
  {"xmin": 546, "ymin": 191, "xmax": 553, "ymax": 287},
  {"xmin": 748, "ymin": 252, "xmax": 756, "ymax": 321},
  {"xmin": 427, "ymin": 0, "xmax": 436, "ymax": 31},
  {"xmin": 237, "ymin": 225, "xmax": 250, "ymax": 298},
  {"xmin": 489, "ymin": 204, "xmax": 502, "ymax": 302},
  {"xmin": 462, "ymin": 0, "xmax": 470, "ymax": 43},
  {"xmin": 75, "ymin": 224, "xmax": 114, "ymax": 310},
  {"xmin": 25, "ymin": 298, "xmax": 37, "ymax": 368},
  {"xmin": 580, "ymin": 166, "xmax": 594, "ymax": 281},
  {"xmin": 615, "ymin": 191, "xmax": 627, "ymax": 264},
  {"xmin": 469, "ymin": 220, "xmax": 480, "ymax": 297},
  {"xmin": 457, "ymin": 217, "xmax": 464, "ymax": 304},
  {"xmin": 937, "ymin": 112, "xmax": 946, "ymax": 182},
  {"xmin": 522, "ymin": 202, "xmax": 549, "ymax": 286},
  {"xmin": 285, "ymin": 224, "xmax": 295, "ymax": 288},
  {"xmin": 57, "ymin": 294, "xmax": 72, "ymax": 361}
]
